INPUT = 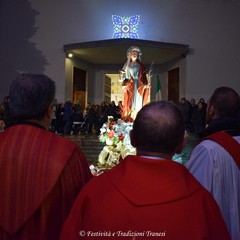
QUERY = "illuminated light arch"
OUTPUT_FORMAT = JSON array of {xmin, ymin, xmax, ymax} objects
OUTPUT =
[{"xmin": 112, "ymin": 15, "xmax": 140, "ymax": 39}]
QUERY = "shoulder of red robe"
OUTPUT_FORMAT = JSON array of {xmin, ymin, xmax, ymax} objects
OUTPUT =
[{"xmin": 0, "ymin": 127, "xmax": 78, "ymax": 235}]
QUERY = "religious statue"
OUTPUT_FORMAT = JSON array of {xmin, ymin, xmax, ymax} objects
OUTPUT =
[{"xmin": 119, "ymin": 46, "xmax": 150, "ymax": 119}]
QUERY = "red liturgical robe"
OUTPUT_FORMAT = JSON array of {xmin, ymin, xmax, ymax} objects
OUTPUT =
[
  {"xmin": 0, "ymin": 124, "xmax": 92, "ymax": 240},
  {"xmin": 60, "ymin": 155, "xmax": 230, "ymax": 240}
]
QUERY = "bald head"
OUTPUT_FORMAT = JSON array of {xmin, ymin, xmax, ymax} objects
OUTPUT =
[{"xmin": 131, "ymin": 101, "xmax": 185, "ymax": 155}]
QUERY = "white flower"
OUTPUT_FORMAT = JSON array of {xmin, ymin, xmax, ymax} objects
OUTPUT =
[
  {"xmin": 106, "ymin": 138, "xmax": 114, "ymax": 146},
  {"xmin": 89, "ymin": 165, "xmax": 95, "ymax": 170}
]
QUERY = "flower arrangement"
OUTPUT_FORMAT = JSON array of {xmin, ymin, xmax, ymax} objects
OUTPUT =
[
  {"xmin": 89, "ymin": 115, "xmax": 184, "ymax": 176},
  {"xmin": 97, "ymin": 116, "xmax": 136, "ymax": 169}
]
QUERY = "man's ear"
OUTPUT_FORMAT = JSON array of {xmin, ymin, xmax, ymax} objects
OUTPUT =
[
  {"xmin": 46, "ymin": 104, "xmax": 53, "ymax": 119},
  {"xmin": 208, "ymin": 104, "xmax": 215, "ymax": 117},
  {"xmin": 130, "ymin": 130, "xmax": 137, "ymax": 148},
  {"xmin": 175, "ymin": 137, "xmax": 186, "ymax": 154}
]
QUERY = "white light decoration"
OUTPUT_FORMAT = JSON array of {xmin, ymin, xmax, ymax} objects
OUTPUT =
[{"xmin": 112, "ymin": 15, "xmax": 140, "ymax": 39}]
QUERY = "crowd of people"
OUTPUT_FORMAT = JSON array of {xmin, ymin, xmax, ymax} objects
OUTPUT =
[
  {"xmin": 176, "ymin": 97, "xmax": 208, "ymax": 136},
  {"xmin": 0, "ymin": 73, "xmax": 239, "ymax": 239},
  {"xmin": 51, "ymin": 100, "xmax": 122, "ymax": 135},
  {"xmin": 1, "ymin": 95, "xmax": 209, "ymax": 137},
  {"xmin": 0, "ymin": 98, "xmax": 123, "ymax": 135}
]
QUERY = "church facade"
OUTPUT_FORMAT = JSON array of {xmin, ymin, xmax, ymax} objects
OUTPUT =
[{"xmin": 1, "ymin": 0, "xmax": 240, "ymax": 107}]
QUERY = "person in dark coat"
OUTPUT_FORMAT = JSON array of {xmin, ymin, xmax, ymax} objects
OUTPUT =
[
  {"xmin": 191, "ymin": 102, "xmax": 206, "ymax": 136},
  {"xmin": 63, "ymin": 100, "xmax": 74, "ymax": 135}
]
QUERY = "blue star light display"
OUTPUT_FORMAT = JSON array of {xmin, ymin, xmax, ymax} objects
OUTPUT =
[{"xmin": 112, "ymin": 15, "xmax": 140, "ymax": 39}]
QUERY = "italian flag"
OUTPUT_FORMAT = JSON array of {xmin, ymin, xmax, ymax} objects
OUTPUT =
[{"xmin": 155, "ymin": 75, "xmax": 162, "ymax": 101}]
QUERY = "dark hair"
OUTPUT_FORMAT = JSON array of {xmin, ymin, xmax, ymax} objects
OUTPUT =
[
  {"xmin": 9, "ymin": 73, "xmax": 56, "ymax": 121},
  {"xmin": 209, "ymin": 86, "xmax": 240, "ymax": 118},
  {"xmin": 132, "ymin": 101, "xmax": 185, "ymax": 154}
]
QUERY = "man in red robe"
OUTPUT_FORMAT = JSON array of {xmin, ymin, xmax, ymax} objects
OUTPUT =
[
  {"xmin": 0, "ymin": 73, "xmax": 92, "ymax": 240},
  {"xmin": 61, "ymin": 101, "xmax": 230, "ymax": 239}
]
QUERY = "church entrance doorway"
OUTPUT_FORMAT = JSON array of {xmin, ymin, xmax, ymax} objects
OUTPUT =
[
  {"xmin": 168, "ymin": 67, "xmax": 179, "ymax": 103},
  {"xmin": 73, "ymin": 67, "xmax": 86, "ymax": 111}
]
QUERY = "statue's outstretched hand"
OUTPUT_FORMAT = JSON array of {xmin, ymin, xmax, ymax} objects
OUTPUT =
[{"xmin": 119, "ymin": 70, "xmax": 125, "ymax": 82}]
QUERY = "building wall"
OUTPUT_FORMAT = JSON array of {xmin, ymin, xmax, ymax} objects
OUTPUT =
[{"xmin": 1, "ymin": 0, "xmax": 240, "ymax": 102}]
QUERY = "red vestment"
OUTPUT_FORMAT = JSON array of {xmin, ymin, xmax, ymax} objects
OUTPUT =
[
  {"xmin": 61, "ymin": 155, "xmax": 230, "ymax": 240},
  {"xmin": 0, "ymin": 124, "xmax": 92, "ymax": 240}
]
